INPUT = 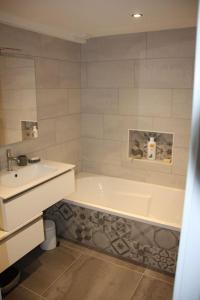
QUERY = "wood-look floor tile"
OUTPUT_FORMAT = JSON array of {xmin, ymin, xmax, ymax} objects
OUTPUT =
[
  {"xmin": 4, "ymin": 286, "xmax": 41, "ymax": 300},
  {"xmin": 19, "ymin": 245, "xmax": 81, "ymax": 295},
  {"xmin": 43, "ymin": 255, "xmax": 142, "ymax": 300},
  {"xmin": 60, "ymin": 239, "xmax": 145, "ymax": 273},
  {"xmin": 144, "ymin": 269, "xmax": 174, "ymax": 284},
  {"xmin": 131, "ymin": 276, "xmax": 173, "ymax": 300}
]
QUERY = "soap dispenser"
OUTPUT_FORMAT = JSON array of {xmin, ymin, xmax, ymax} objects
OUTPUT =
[{"xmin": 147, "ymin": 137, "xmax": 156, "ymax": 160}]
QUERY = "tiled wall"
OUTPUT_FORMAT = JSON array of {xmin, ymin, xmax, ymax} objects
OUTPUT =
[
  {"xmin": 0, "ymin": 24, "xmax": 195, "ymax": 189},
  {"xmin": 0, "ymin": 23, "xmax": 81, "ymax": 168},
  {"xmin": 81, "ymin": 28, "xmax": 195, "ymax": 188}
]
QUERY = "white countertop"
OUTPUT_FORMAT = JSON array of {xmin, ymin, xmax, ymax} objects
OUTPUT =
[{"xmin": 0, "ymin": 160, "xmax": 75, "ymax": 200}]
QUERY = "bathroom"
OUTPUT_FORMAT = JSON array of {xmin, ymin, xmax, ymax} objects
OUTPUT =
[{"xmin": 0, "ymin": 0, "xmax": 199, "ymax": 299}]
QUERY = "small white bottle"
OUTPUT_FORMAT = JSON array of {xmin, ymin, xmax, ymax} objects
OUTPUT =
[
  {"xmin": 32, "ymin": 125, "xmax": 38, "ymax": 138},
  {"xmin": 147, "ymin": 137, "xmax": 156, "ymax": 160}
]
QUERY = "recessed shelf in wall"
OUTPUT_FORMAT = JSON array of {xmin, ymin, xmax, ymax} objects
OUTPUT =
[{"xmin": 128, "ymin": 129, "xmax": 174, "ymax": 165}]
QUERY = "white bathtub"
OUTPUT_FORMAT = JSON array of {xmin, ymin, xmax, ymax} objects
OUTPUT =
[{"xmin": 65, "ymin": 173, "xmax": 184, "ymax": 231}]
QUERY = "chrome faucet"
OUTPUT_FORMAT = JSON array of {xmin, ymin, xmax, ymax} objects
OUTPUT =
[{"xmin": 6, "ymin": 149, "xmax": 19, "ymax": 171}]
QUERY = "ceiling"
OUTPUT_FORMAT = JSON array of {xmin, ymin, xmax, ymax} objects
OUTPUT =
[{"xmin": 0, "ymin": 0, "xmax": 197, "ymax": 43}]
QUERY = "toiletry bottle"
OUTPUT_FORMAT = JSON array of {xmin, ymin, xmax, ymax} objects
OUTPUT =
[
  {"xmin": 32, "ymin": 125, "xmax": 38, "ymax": 138},
  {"xmin": 147, "ymin": 137, "xmax": 156, "ymax": 160}
]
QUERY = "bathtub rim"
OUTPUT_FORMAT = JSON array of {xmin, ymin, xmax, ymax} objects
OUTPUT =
[
  {"xmin": 65, "ymin": 172, "xmax": 184, "ymax": 232},
  {"xmin": 63, "ymin": 198, "xmax": 181, "ymax": 232}
]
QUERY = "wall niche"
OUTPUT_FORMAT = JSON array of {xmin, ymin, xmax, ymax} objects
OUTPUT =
[{"xmin": 128, "ymin": 130, "xmax": 174, "ymax": 165}]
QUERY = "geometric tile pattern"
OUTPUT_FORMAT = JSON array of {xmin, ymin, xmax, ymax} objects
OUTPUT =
[
  {"xmin": 45, "ymin": 200, "xmax": 179, "ymax": 274},
  {"xmin": 129, "ymin": 130, "xmax": 173, "ymax": 162}
]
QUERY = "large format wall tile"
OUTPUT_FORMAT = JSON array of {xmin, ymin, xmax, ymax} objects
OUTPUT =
[
  {"xmin": 81, "ymin": 114, "xmax": 103, "ymax": 138},
  {"xmin": 46, "ymin": 139, "xmax": 80, "ymax": 165},
  {"xmin": 81, "ymin": 89, "xmax": 119, "ymax": 114},
  {"xmin": 82, "ymin": 138, "xmax": 121, "ymax": 165},
  {"xmin": 35, "ymin": 58, "xmax": 61, "ymax": 89},
  {"xmin": 56, "ymin": 115, "xmax": 80, "ymax": 143},
  {"xmin": 119, "ymin": 88, "xmax": 172, "ymax": 117},
  {"xmin": 147, "ymin": 27, "xmax": 196, "ymax": 58},
  {"xmin": 172, "ymin": 89, "xmax": 193, "ymax": 119},
  {"xmin": 81, "ymin": 28, "xmax": 195, "ymax": 188},
  {"xmin": 0, "ymin": 23, "xmax": 41, "ymax": 56},
  {"xmin": 36, "ymin": 58, "xmax": 80, "ymax": 89},
  {"xmin": 134, "ymin": 58, "xmax": 194, "ymax": 88},
  {"xmin": 37, "ymin": 89, "xmax": 68, "ymax": 119},
  {"xmin": 86, "ymin": 61, "xmax": 134, "ymax": 88},
  {"xmin": 68, "ymin": 89, "xmax": 81, "ymax": 114},
  {"xmin": 59, "ymin": 61, "xmax": 80, "ymax": 88},
  {"xmin": 81, "ymin": 33, "xmax": 146, "ymax": 61},
  {"xmin": 0, "ymin": 23, "xmax": 81, "ymax": 169},
  {"xmin": 40, "ymin": 34, "xmax": 81, "ymax": 61}
]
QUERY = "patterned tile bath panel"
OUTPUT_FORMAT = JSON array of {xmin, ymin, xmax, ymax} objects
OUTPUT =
[{"xmin": 45, "ymin": 201, "xmax": 179, "ymax": 275}]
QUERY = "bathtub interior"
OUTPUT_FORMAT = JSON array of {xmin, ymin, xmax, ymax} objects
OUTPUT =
[{"xmin": 66, "ymin": 172, "xmax": 184, "ymax": 230}]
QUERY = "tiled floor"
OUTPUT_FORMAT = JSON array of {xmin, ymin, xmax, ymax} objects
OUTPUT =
[{"xmin": 4, "ymin": 239, "xmax": 174, "ymax": 300}]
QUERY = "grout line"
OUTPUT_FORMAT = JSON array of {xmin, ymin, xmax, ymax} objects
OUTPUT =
[
  {"xmin": 40, "ymin": 253, "xmax": 83, "ymax": 296},
  {"xmin": 20, "ymin": 285, "xmax": 47, "ymax": 299},
  {"xmin": 143, "ymin": 272, "xmax": 174, "ymax": 286},
  {"xmin": 129, "ymin": 274, "xmax": 144, "ymax": 300},
  {"xmin": 61, "ymin": 242, "xmax": 145, "ymax": 275}
]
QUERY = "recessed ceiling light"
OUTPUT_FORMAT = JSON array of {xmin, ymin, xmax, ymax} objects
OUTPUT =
[{"xmin": 130, "ymin": 13, "xmax": 143, "ymax": 18}]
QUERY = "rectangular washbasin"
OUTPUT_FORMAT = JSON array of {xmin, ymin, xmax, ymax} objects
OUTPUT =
[
  {"xmin": 0, "ymin": 160, "xmax": 75, "ymax": 200},
  {"xmin": 0, "ymin": 164, "xmax": 57, "ymax": 188}
]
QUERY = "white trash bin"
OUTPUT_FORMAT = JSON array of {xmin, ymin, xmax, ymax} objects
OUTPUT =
[{"xmin": 40, "ymin": 220, "xmax": 57, "ymax": 251}]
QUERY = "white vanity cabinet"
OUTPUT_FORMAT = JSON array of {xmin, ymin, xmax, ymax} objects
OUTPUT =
[
  {"xmin": 0, "ymin": 216, "xmax": 44, "ymax": 273},
  {"xmin": 0, "ymin": 169, "xmax": 75, "ymax": 231},
  {"xmin": 0, "ymin": 161, "xmax": 75, "ymax": 282}
]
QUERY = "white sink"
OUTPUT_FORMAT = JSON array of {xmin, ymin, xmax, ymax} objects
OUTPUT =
[
  {"xmin": 0, "ymin": 163, "xmax": 57, "ymax": 188},
  {"xmin": 0, "ymin": 160, "xmax": 75, "ymax": 200}
]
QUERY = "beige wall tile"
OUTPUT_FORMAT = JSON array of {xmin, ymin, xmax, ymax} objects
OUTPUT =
[
  {"xmin": 1, "ymin": 66, "xmax": 36, "ymax": 90},
  {"xmin": 172, "ymin": 89, "xmax": 193, "ymax": 119},
  {"xmin": 103, "ymin": 115, "xmax": 153, "ymax": 141},
  {"xmin": 1, "ymin": 89, "xmax": 37, "ymax": 110},
  {"xmin": 135, "ymin": 58, "xmax": 194, "ymax": 88},
  {"xmin": 153, "ymin": 117, "xmax": 191, "ymax": 135},
  {"xmin": 40, "ymin": 34, "xmax": 80, "ymax": 61},
  {"xmin": 81, "ymin": 89, "xmax": 118, "ymax": 114},
  {"xmin": 35, "ymin": 57, "xmax": 60, "ymax": 88},
  {"xmin": 81, "ymin": 114, "xmax": 103, "ymax": 138},
  {"xmin": 59, "ymin": 61, "xmax": 80, "ymax": 88},
  {"xmin": 148, "ymin": 172, "xmax": 186, "ymax": 189},
  {"xmin": 86, "ymin": 61, "xmax": 134, "ymax": 88},
  {"xmin": 103, "ymin": 115, "xmax": 121, "ymax": 140},
  {"xmin": 121, "ymin": 116, "xmax": 153, "ymax": 141},
  {"xmin": 172, "ymin": 147, "xmax": 189, "ymax": 176},
  {"xmin": 0, "ymin": 23, "xmax": 81, "ymax": 167},
  {"xmin": 82, "ymin": 138, "xmax": 121, "ymax": 165},
  {"xmin": 37, "ymin": 89, "xmax": 68, "ymax": 119},
  {"xmin": 81, "ymin": 33, "xmax": 146, "ymax": 61},
  {"xmin": 0, "ymin": 23, "xmax": 41, "ymax": 56},
  {"xmin": 173, "ymin": 133, "xmax": 190, "ymax": 148},
  {"xmin": 36, "ymin": 58, "xmax": 80, "ymax": 89},
  {"xmin": 68, "ymin": 89, "xmax": 81, "ymax": 114},
  {"xmin": 56, "ymin": 114, "xmax": 80, "ymax": 143},
  {"xmin": 46, "ymin": 140, "xmax": 80, "ymax": 164},
  {"xmin": 119, "ymin": 88, "xmax": 172, "ymax": 117},
  {"xmin": 147, "ymin": 27, "xmax": 196, "ymax": 58},
  {"xmin": 81, "ymin": 63, "xmax": 88, "ymax": 88}
]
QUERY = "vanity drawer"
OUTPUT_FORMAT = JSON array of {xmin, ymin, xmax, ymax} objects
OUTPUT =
[
  {"xmin": 0, "ymin": 217, "xmax": 44, "ymax": 273},
  {"xmin": 0, "ymin": 170, "xmax": 75, "ymax": 231}
]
